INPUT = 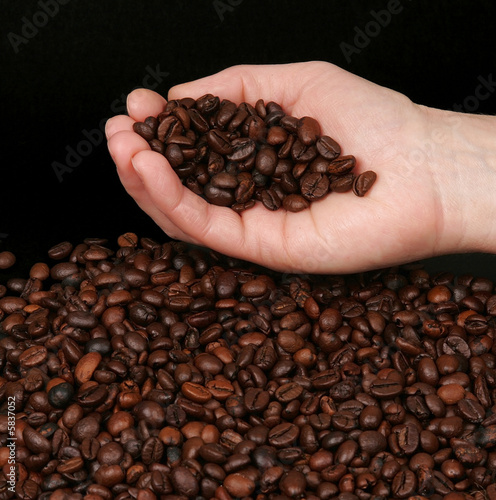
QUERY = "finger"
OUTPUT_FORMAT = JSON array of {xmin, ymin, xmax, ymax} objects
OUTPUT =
[
  {"xmin": 126, "ymin": 88, "xmax": 167, "ymax": 121},
  {"xmin": 107, "ymin": 130, "xmax": 193, "ymax": 242},
  {"xmin": 132, "ymin": 149, "xmax": 253, "ymax": 254},
  {"xmin": 105, "ymin": 115, "xmax": 135, "ymax": 140}
]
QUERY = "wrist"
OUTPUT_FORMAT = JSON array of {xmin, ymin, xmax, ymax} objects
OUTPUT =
[{"xmin": 419, "ymin": 106, "xmax": 496, "ymax": 256}]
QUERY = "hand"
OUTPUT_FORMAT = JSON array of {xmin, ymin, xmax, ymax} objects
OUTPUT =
[{"xmin": 106, "ymin": 61, "xmax": 496, "ymax": 273}]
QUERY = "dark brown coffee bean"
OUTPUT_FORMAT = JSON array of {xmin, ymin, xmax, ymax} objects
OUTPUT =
[
  {"xmin": 369, "ymin": 378, "xmax": 403, "ymax": 398},
  {"xmin": 224, "ymin": 473, "xmax": 256, "ymax": 497},
  {"xmin": 141, "ymin": 436, "xmax": 164, "ymax": 464},
  {"xmin": 226, "ymin": 137, "xmax": 256, "ymax": 161},
  {"xmin": 211, "ymin": 172, "xmax": 238, "ymax": 189},
  {"xmin": 300, "ymin": 172, "xmax": 330, "ymax": 200},
  {"xmin": 207, "ymin": 129, "xmax": 233, "ymax": 155},
  {"xmin": 0, "ymin": 251, "xmax": 16, "ymax": 269},
  {"xmin": 391, "ymin": 469, "xmax": 417, "ymax": 498},
  {"xmin": 358, "ymin": 430, "xmax": 387, "ymax": 454},
  {"xmin": 48, "ymin": 382, "xmax": 75, "ymax": 409},
  {"xmin": 297, "ymin": 116, "xmax": 321, "ymax": 145},
  {"xmin": 19, "ymin": 345, "xmax": 47, "ymax": 367},
  {"xmin": 280, "ymin": 469, "xmax": 307, "ymax": 497},
  {"xmin": 282, "ymin": 193, "xmax": 309, "ymax": 212},
  {"xmin": 48, "ymin": 241, "xmax": 73, "ymax": 260},
  {"xmin": 330, "ymin": 172, "xmax": 354, "ymax": 192},
  {"xmin": 204, "ymin": 183, "xmax": 235, "ymax": 207},
  {"xmin": 268, "ymin": 422, "xmax": 299, "ymax": 448},
  {"xmin": 316, "ymin": 135, "xmax": 341, "ymax": 160},
  {"xmin": 23, "ymin": 425, "xmax": 51, "ymax": 453},
  {"xmin": 199, "ymin": 443, "xmax": 230, "ymax": 464},
  {"xmin": 196, "ymin": 93, "xmax": 220, "ymax": 114},
  {"xmin": 353, "ymin": 170, "xmax": 377, "ymax": 197},
  {"xmin": 133, "ymin": 121, "xmax": 155, "ymax": 141},
  {"xmin": 275, "ymin": 382, "xmax": 303, "ymax": 403},
  {"xmin": 261, "ymin": 188, "xmax": 282, "ymax": 211},
  {"xmin": 457, "ymin": 397, "xmax": 485, "ymax": 423}
]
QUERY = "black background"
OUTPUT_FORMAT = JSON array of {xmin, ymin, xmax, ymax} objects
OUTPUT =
[{"xmin": 2, "ymin": 0, "xmax": 496, "ymax": 280}]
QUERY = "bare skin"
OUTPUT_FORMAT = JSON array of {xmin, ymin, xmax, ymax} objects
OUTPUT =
[{"xmin": 106, "ymin": 61, "xmax": 496, "ymax": 274}]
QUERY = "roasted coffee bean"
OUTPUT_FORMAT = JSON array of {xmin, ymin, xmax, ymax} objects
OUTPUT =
[
  {"xmin": 300, "ymin": 172, "xmax": 330, "ymax": 200},
  {"xmin": 0, "ymin": 251, "xmax": 16, "ymax": 269},
  {"xmin": 317, "ymin": 135, "xmax": 341, "ymax": 160},
  {"xmin": 2, "ymin": 233, "xmax": 496, "ymax": 499},
  {"xmin": 203, "ymin": 183, "xmax": 235, "ymax": 207},
  {"xmin": 391, "ymin": 469, "xmax": 417, "ymax": 498},
  {"xmin": 48, "ymin": 241, "xmax": 73, "ymax": 260},
  {"xmin": 261, "ymin": 188, "xmax": 282, "ymax": 211},
  {"xmin": 297, "ymin": 116, "xmax": 321, "ymax": 145},
  {"xmin": 132, "ymin": 96, "xmax": 375, "ymax": 212},
  {"xmin": 282, "ymin": 193, "xmax": 310, "ymax": 212},
  {"xmin": 353, "ymin": 170, "xmax": 377, "ymax": 197},
  {"xmin": 48, "ymin": 382, "xmax": 75, "ymax": 409}
]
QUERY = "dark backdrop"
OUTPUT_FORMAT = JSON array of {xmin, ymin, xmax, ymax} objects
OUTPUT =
[{"xmin": 2, "ymin": 0, "xmax": 496, "ymax": 279}]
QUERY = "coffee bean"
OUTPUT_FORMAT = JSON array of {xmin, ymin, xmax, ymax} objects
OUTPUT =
[
  {"xmin": 457, "ymin": 397, "xmax": 485, "ymax": 423},
  {"xmin": 207, "ymin": 129, "xmax": 233, "ymax": 155},
  {"xmin": 224, "ymin": 473, "xmax": 256, "ymax": 497},
  {"xmin": 256, "ymin": 147, "xmax": 278, "ymax": 176},
  {"xmin": 280, "ymin": 469, "xmax": 307, "ymax": 497},
  {"xmin": 23, "ymin": 425, "xmax": 51, "ymax": 454},
  {"xmin": 282, "ymin": 193, "xmax": 310, "ymax": 212},
  {"xmin": 358, "ymin": 430, "xmax": 387, "ymax": 454},
  {"xmin": 48, "ymin": 382, "xmax": 75, "ymax": 409},
  {"xmin": 268, "ymin": 422, "xmax": 299, "ymax": 448},
  {"xmin": 0, "ymin": 251, "xmax": 16, "ymax": 269},
  {"xmin": 369, "ymin": 378, "xmax": 403, "ymax": 398},
  {"xmin": 47, "ymin": 241, "xmax": 73, "ymax": 260},
  {"xmin": 300, "ymin": 172, "xmax": 330, "ymax": 200},
  {"xmin": 297, "ymin": 116, "xmax": 321, "ymax": 145},
  {"xmin": 132, "ymin": 96, "xmax": 376, "ymax": 212},
  {"xmin": 391, "ymin": 469, "xmax": 417, "ymax": 498},
  {"xmin": 19, "ymin": 345, "xmax": 47, "ymax": 367},
  {"xmin": 204, "ymin": 183, "xmax": 235, "ymax": 207},
  {"xmin": 141, "ymin": 436, "xmax": 164, "ymax": 464},
  {"xmin": 353, "ymin": 170, "xmax": 377, "ymax": 197},
  {"xmin": 316, "ymin": 135, "xmax": 341, "ymax": 160},
  {"xmin": 4, "ymin": 234, "xmax": 496, "ymax": 498},
  {"xmin": 261, "ymin": 188, "xmax": 282, "ymax": 211}
]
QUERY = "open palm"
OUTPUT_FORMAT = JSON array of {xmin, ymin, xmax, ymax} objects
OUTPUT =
[{"xmin": 106, "ymin": 61, "xmax": 446, "ymax": 273}]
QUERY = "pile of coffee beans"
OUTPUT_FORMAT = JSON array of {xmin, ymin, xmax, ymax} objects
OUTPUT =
[
  {"xmin": 1, "ymin": 233, "xmax": 496, "ymax": 500},
  {"xmin": 132, "ymin": 95, "xmax": 377, "ymax": 213}
]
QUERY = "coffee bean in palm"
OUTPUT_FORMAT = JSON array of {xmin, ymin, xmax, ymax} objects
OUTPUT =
[
  {"xmin": 261, "ymin": 188, "xmax": 282, "ymax": 211},
  {"xmin": 204, "ymin": 183, "xmax": 235, "ymax": 207},
  {"xmin": 300, "ymin": 172, "xmax": 330, "ymax": 200},
  {"xmin": 353, "ymin": 170, "xmax": 377, "ymax": 197},
  {"xmin": 134, "ymin": 94, "xmax": 376, "ymax": 212},
  {"xmin": 297, "ymin": 116, "xmax": 321, "ymax": 145},
  {"xmin": 316, "ymin": 135, "xmax": 341, "ymax": 160},
  {"xmin": 207, "ymin": 129, "xmax": 233, "ymax": 155},
  {"xmin": 283, "ymin": 193, "xmax": 310, "ymax": 212}
]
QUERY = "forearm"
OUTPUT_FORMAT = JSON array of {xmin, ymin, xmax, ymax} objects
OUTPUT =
[{"xmin": 420, "ymin": 106, "xmax": 496, "ymax": 255}]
